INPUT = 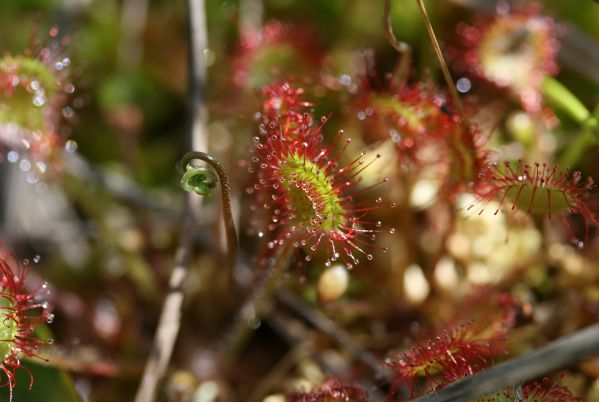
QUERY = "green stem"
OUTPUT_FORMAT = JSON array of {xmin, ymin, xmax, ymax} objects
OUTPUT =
[
  {"xmin": 559, "ymin": 128, "xmax": 595, "ymax": 168},
  {"xmin": 558, "ymin": 103, "xmax": 599, "ymax": 168},
  {"xmin": 178, "ymin": 151, "xmax": 238, "ymax": 283},
  {"xmin": 542, "ymin": 76, "xmax": 592, "ymax": 125},
  {"xmin": 542, "ymin": 76, "xmax": 599, "ymax": 167},
  {"xmin": 219, "ymin": 239, "xmax": 295, "ymax": 364}
]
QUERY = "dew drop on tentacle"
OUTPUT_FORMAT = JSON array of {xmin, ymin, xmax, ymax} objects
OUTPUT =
[{"xmin": 46, "ymin": 313, "xmax": 55, "ymax": 324}]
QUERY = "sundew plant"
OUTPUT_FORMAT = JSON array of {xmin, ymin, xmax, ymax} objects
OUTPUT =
[{"xmin": 0, "ymin": 1, "xmax": 599, "ymax": 401}]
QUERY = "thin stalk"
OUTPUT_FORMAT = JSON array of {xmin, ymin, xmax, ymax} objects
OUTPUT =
[
  {"xmin": 415, "ymin": 0, "xmax": 465, "ymax": 121},
  {"xmin": 219, "ymin": 239, "xmax": 295, "ymax": 364},
  {"xmin": 559, "ymin": 128, "xmax": 596, "ymax": 168},
  {"xmin": 559, "ymin": 103, "xmax": 599, "ymax": 168},
  {"xmin": 384, "ymin": 0, "xmax": 412, "ymax": 84},
  {"xmin": 410, "ymin": 322, "xmax": 599, "ymax": 402},
  {"xmin": 178, "ymin": 151, "xmax": 238, "ymax": 281},
  {"xmin": 542, "ymin": 76, "xmax": 592, "ymax": 125},
  {"xmin": 541, "ymin": 77, "xmax": 599, "ymax": 167},
  {"xmin": 134, "ymin": 0, "xmax": 209, "ymax": 401}
]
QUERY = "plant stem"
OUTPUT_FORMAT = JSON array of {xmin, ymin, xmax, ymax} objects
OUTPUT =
[
  {"xmin": 384, "ymin": 0, "xmax": 412, "ymax": 84},
  {"xmin": 178, "ymin": 151, "xmax": 238, "ymax": 282},
  {"xmin": 410, "ymin": 322, "xmax": 599, "ymax": 402},
  {"xmin": 559, "ymin": 103, "xmax": 599, "ymax": 168},
  {"xmin": 542, "ymin": 76, "xmax": 592, "ymax": 125},
  {"xmin": 559, "ymin": 128, "xmax": 596, "ymax": 168},
  {"xmin": 541, "ymin": 77, "xmax": 599, "ymax": 167},
  {"xmin": 219, "ymin": 239, "xmax": 295, "ymax": 364},
  {"xmin": 134, "ymin": 0, "xmax": 209, "ymax": 401},
  {"xmin": 415, "ymin": 0, "xmax": 465, "ymax": 121}
]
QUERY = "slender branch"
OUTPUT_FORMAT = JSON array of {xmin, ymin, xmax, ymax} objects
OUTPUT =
[
  {"xmin": 383, "ymin": 0, "xmax": 412, "ymax": 84},
  {"xmin": 178, "ymin": 151, "xmax": 238, "ymax": 280},
  {"xmin": 415, "ymin": 0, "xmax": 465, "ymax": 121},
  {"xmin": 134, "ymin": 0, "xmax": 209, "ymax": 401},
  {"xmin": 411, "ymin": 322, "xmax": 599, "ymax": 401}
]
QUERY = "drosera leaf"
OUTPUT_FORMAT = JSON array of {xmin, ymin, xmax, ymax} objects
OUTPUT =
[{"xmin": 472, "ymin": 160, "xmax": 597, "ymax": 234}]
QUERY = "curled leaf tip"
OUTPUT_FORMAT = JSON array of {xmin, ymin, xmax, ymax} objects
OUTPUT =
[{"xmin": 180, "ymin": 164, "xmax": 219, "ymax": 196}]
